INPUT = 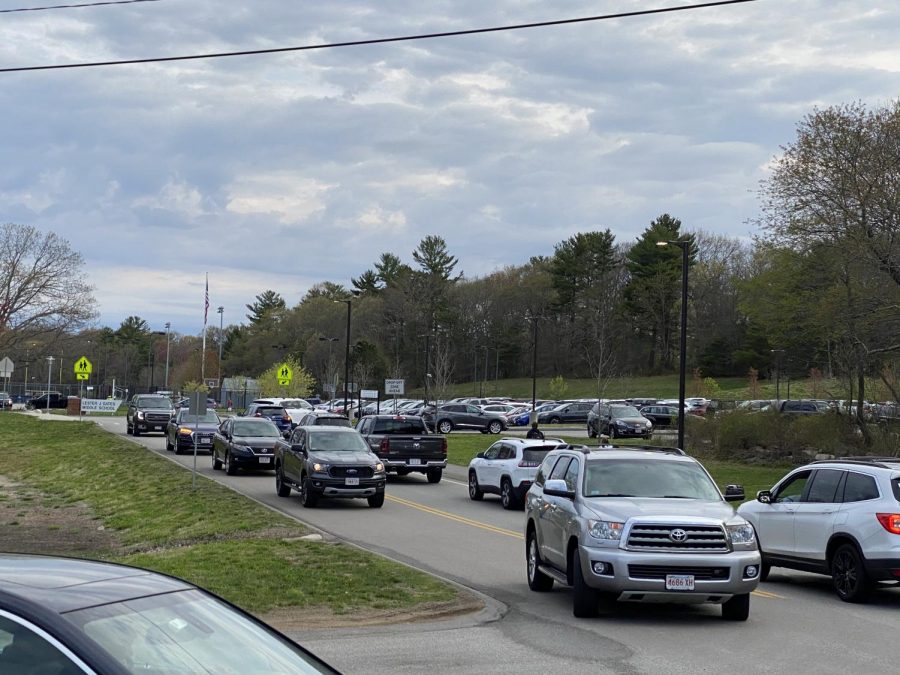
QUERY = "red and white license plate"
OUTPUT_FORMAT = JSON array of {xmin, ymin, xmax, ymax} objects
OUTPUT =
[{"xmin": 665, "ymin": 575, "xmax": 695, "ymax": 591}]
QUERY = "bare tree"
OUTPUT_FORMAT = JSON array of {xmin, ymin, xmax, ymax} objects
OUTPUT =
[{"xmin": 0, "ymin": 224, "xmax": 96, "ymax": 352}]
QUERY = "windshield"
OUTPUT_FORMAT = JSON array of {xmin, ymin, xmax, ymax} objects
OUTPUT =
[
  {"xmin": 254, "ymin": 406, "xmax": 287, "ymax": 417},
  {"xmin": 610, "ymin": 405, "xmax": 641, "ymax": 418},
  {"xmin": 232, "ymin": 421, "xmax": 280, "ymax": 438},
  {"xmin": 281, "ymin": 399, "xmax": 311, "ymax": 409},
  {"xmin": 583, "ymin": 459, "xmax": 722, "ymax": 500},
  {"xmin": 179, "ymin": 411, "xmax": 220, "ymax": 424},
  {"xmin": 138, "ymin": 397, "xmax": 173, "ymax": 409},
  {"xmin": 314, "ymin": 417, "xmax": 351, "ymax": 428},
  {"xmin": 66, "ymin": 589, "xmax": 334, "ymax": 674},
  {"xmin": 308, "ymin": 430, "xmax": 369, "ymax": 452}
]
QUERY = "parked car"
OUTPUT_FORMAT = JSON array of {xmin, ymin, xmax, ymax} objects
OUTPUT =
[
  {"xmin": 762, "ymin": 399, "xmax": 827, "ymax": 415},
  {"xmin": 165, "ymin": 408, "xmax": 221, "ymax": 454},
  {"xmin": 639, "ymin": 405, "xmax": 679, "ymax": 427},
  {"xmin": 296, "ymin": 411, "xmax": 352, "ymax": 428},
  {"xmin": 274, "ymin": 426, "xmax": 387, "ymax": 508},
  {"xmin": 423, "ymin": 403, "xmax": 507, "ymax": 434},
  {"xmin": 126, "ymin": 394, "xmax": 175, "ymax": 436},
  {"xmin": 175, "ymin": 396, "xmax": 219, "ymax": 410},
  {"xmin": 212, "ymin": 416, "xmax": 282, "ymax": 475},
  {"xmin": 356, "ymin": 414, "xmax": 447, "ymax": 483},
  {"xmin": 738, "ymin": 457, "xmax": 900, "ymax": 602},
  {"xmin": 587, "ymin": 403, "xmax": 653, "ymax": 439},
  {"xmin": 468, "ymin": 437, "xmax": 568, "ymax": 510},
  {"xmin": 244, "ymin": 402, "xmax": 293, "ymax": 436},
  {"xmin": 525, "ymin": 446, "xmax": 758, "ymax": 619},
  {"xmin": 537, "ymin": 401, "xmax": 593, "ymax": 425},
  {"xmin": 0, "ymin": 553, "xmax": 337, "ymax": 674},
  {"xmin": 0, "ymin": 392, "xmax": 12, "ymax": 409},
  {"xmin": 25, "ymin": 391, "xmax": 67, "ymax": 410}
]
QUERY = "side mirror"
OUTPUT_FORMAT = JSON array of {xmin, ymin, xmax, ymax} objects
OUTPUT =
[
  {"xmin": 475, "ymin": 452, "xmax": 485, "ymax": 459},
  {"xmin": 723, "ymin": 484, "xmax": 745, "ymax": 502},
  {"xmin": 757, "ymin": 490, "xmax": 772, "ymax": 504},
  {"xmin": 543, "ymin": 479, "xmax": 575, "ymax": 500},
  {"xmin": 291, "ymin": 444, "xmax": 304, "ymax": 453}
]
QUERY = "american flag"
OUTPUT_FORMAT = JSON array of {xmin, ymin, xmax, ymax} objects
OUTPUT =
[{"xmin": 204, "ymin": 274, "xmax": 209, "ymax": 326}]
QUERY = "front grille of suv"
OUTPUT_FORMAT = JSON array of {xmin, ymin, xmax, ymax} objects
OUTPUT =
[
  {"xmin": 628, "ymin": 564, "xmax": 730, "ymax": 580},
  {"xmin": 625, "ymin": 524, "xmax": 729, "ymax": 553},
  {"xmin": 145, "ymin": 412, "xmax": 171, "ymax": 423},
  {"xmin": 329, "ymin": 466, "xmax": 374, "ymax": 478}
]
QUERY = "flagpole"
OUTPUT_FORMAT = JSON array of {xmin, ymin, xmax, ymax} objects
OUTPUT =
[{"xmin": 201, "ymin": 273, "xmax": 209, "ymax": 383}]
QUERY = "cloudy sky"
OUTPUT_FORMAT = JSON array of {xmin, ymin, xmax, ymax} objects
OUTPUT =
[{"xmin": 2, "ymin": 0, "xmax": 899, "ymax": 335}]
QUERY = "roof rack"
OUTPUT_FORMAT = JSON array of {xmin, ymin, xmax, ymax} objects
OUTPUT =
[
  {"xmin": 583, "ymin": 444, "xmax": 686, "ymax": 456},
  {"xmin": 811, "ymin": 456, "xmax": 900, "ymax": 469}
]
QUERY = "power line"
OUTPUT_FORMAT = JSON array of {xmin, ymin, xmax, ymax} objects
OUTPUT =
[
  {"xmin": 0, "ymin": 0, "xmax": 760, "ymax": 74},
  {"xmin": 0, "ymin": 0, "xmax": 161, "ymax": 14}
]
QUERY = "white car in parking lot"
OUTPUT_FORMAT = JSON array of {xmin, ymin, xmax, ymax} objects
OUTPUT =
[{"xmin": 467, "ymin": 437, "xmax": 569, "ymax": 509}]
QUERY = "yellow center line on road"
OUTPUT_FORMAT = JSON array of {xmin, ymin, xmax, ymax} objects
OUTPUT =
[
  {"xmin": 385, "ymin": 494, "xmax": 524, "ymax": 540},
  {"xmin": 751, "ymin": 589, "xmax": 784, "ymax": 599}
]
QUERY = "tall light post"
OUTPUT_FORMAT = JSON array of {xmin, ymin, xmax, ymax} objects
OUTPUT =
[
  {"xmin": 333, "ymin": 291, "xmax": 360, "ymax": 411},
  {"xmin": 318, "ymin": 336, "xmax": 339, "ymax": 397},
  {"xmin": 657, "ymin": 239, "xmax": 690, "ymax": 451},
  {"xmin": 148, "ymin": 331, "xmax": 166, "ymax": 390},
  {"xmin": 164, "ymin": 322, "xmax": 171, "ymax": 389},
  {"xmin": 480, "ymin": 345, "xmax": 489, "ymax": 397},
  {"xmin": 216, "ymin": 307, "xmax": 224, "ymax": 394},
  {"xmin": 770, "ymin": 349, "xmax": 784, "ymax": 400},
  {"xmin": 45, "ymin": 356, "xmax": 55, "ymax": 411},
  {"xmin": 418, "ymin": 332, "xmax": 432, "ymax": 407},
  {"xmin": 525, "ymin": 313, "xmax": 544, "ymax": 425}
]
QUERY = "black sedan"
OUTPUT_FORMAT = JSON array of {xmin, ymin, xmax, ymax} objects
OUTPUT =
[
  {"xmin": 165, "ymin": 408, "xmax": 221, "ymax": 454},
  {"xmin": 0, "ymin": 553, "xmax": 336, "ymax": 674},
  {"xmin": 212, "ymin": 417, "xmax": 282, "ymax": 475},
  {"xmin": 639, "ymin": 405, "xmax": 679, "ymax": 427}
]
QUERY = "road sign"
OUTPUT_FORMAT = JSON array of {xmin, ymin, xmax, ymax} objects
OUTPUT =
[
  {"xmin": 0, "ymin": 357, "xmax": 13, "ymax": 377},
  {"xmin": 74, "ymin": 356, "xmax": 93, "ymax": 375},
  {"xmin": 360, "ymin": 389, "xmax": 378, "ymax": 399},
  {"xmin": 277, "ymin": 363, "xmax": 293, "ymax": 386},
  {"xmin": 384, "ymin": 379, "xmax": 405, "ymax": 395},
  {"xmin": 76, "ymin": 373, "xmax": 89, "ymax": 380},
  {"xmin": 80, "ymin": 399, "xmax": 121, "ymax": 413}
]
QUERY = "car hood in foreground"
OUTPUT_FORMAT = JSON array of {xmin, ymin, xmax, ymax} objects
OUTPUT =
[
  {"xmin": 308, "ymin": 451, "xmax": 377, "ymax": 465},
  {"xmin": 583, "ymin": 498, "xmax": 740, "ymax": 524}
]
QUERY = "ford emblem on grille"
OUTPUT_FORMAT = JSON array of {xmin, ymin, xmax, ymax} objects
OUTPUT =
[
  {"xmin": 669, "ymin": 528, "xmax": 688, "ymax": 543},
  {"xmin": 347, "ymin": 469, "xmax": 358, "ymax": 475}
]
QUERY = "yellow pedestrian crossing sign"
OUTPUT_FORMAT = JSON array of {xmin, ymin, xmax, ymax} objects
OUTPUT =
[
  {"xmin": 74, "ymin": 356, "xmax": 93, "ymax": 375},
  {"xmin": 76, "ymin": 373, "xmax": 89, "ymax": 380},
  {"xmin": 277, "ymin": 363, "xmax": 293, "ymax": 386}
]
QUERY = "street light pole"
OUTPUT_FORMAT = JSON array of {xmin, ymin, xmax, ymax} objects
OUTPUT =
[
  {"xmin": 334, "ymin": 292, "xmax": 360, "ymax": 412},
  {"xmin": 770, "ymin": 349, "xmax": 784, "ymax": 400},
  {"xmin": 45, "ymin": 356, "xmax": 54, "ymax": 412},
  {"xmin": 657, "ymin": 240, "xmax": 690, "ymax": 451},
  {"xmin": 164, "ymin": 322, "xmax": 171, "ymax": 389},
  {"xmin": 318, "ymin": 336, "xmax": 339, "ymax": 397},
  {"xmin": 526, "ymin": 314, "xmax": 541, "ymax": 425},
  {"xmin": 216, "ymin": 307, "xmax": 224, "ymax": 395}
]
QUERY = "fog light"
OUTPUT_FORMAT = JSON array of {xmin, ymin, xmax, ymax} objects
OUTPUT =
[
  {"xmin": 591, "ymin": 561, "xmax": 612, "ymax": 575},
  {"xmin": 744, "ymin": 565, "xmax": 759, "ymax": 579}
]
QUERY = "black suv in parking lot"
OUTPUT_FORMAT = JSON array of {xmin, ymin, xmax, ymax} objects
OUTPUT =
[{"xmin": 126, "ymin": 395, "xmax": 175, "ymax": 435}]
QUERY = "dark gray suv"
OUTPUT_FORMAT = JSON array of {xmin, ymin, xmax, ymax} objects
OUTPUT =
[{"xmin": 424, "ymin": 404, "xmax": 507, "ymax": 434}]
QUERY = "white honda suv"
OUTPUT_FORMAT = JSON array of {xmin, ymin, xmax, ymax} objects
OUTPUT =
[
  {"xmin": 738, "ymin": 457, "xmax": 900, "ymax": 602},
  {"xmin": 468, "ymin": 437, "xmax": 569, "ymax": 509}
]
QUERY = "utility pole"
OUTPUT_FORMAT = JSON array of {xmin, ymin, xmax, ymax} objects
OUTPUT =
[
  {"xmin": 217, "ymin": 307, "xmax": 224, "ymax": 396},
  {"xmin": 45, "ymin": 356, "xmax": 54, "ymax": 412},
  {"xmin": 164, "ymin": 322, "xmax": 171, "ymax": 389}
]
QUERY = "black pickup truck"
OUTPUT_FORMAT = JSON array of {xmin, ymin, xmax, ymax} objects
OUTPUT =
[{"xmin": 355, "ymin": 414, "xmax": 447, "ymax": 483}]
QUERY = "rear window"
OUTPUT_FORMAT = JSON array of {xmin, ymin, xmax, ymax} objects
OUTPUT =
[
  {"xmin": 522, "ymin": 447, "xmax": 555, "ymax": 466},
  {"xmin": 255, "ymin": 407, "xmax": 286, "ymax": 416},
  {"xmin": 372, "ymin": 418, "xmax": 427, "ymax": 434},
  {"xmin": 315, "ymin": 417, "xmax": 352, "ymax": 427}
]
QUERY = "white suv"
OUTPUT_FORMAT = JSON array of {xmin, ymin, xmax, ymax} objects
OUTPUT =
[
  {"xmin": 468, "ymin": 438, "xmax": 570, "ymax": 509},
  {"xmin": 738, "ymin": 458, "xmax": 900, "ymax": 602}
]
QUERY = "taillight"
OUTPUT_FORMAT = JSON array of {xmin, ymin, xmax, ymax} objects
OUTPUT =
[
  {"xmin": 876, "ymin": 513, "xmax": 900, "ymax": 534},
  {"xmin": 379, "ymin": 438, "xmax": 390, "ymax": 455},
  {"xmin": 283, "ymin": 415, "xmax": 291, "ymax": 422},
  {"xmin": 441, "ymin": 437, "xmax": 447, "ymax": 455},
  {"xmin": 254, "ymin": 412, "xmax": 262, "ymax": 417}
]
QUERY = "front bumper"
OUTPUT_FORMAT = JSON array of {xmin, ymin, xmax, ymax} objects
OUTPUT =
[
  {"xmin": 136, "ymin": 419, "xmax": 169, "ymax": 432},
  {"xmin": 578, "ymin": 545, "xmax": 761, "ymax": 603},
  {"xmin": 308, "ymin": 475, "xmax": 386, "ymax": 498},
  {"xmin": 611, "ymin": 427, "xmax": 652, "ymax": 438},
  {"xmin": 230, "ymin": 452, "xmax": 276, "ymax": 469}
]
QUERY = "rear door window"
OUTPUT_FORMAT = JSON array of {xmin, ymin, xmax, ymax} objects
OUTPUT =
[{"xmin": 842, "ymin": 472, "xmax": 880, "ymax": 502}]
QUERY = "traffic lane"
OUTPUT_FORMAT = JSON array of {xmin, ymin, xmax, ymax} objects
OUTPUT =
[{"xmin": 93, "ymin": 419, "xmax": 900, "ymax": 674}]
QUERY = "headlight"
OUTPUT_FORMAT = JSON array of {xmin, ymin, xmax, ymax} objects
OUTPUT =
[
  {"xmin": 615, "ymin": 420, "xmax": 627, "ymax": 426},
  {"xmin": 645, "ymin": 421, "xmax": 652, "ymax": 427},
  {"xmin": 588, "ymin": 520, "xmax": 624, "ymax": 540},
  {"xmin": 374, "ymin": 462, "xmax": 385, "ymax": 473},
  {"xmin": 178, "ymin": 427, "xmax": 193, "ymax": 435},
  {"xmin": 136, "ymin": 411, "xmax": 144, "ymax": 419},
  {"xmin": 312, "ymin": 462, "xmax": 329, "ymax": 473},
  {"xmin": 726, "ymin": 523, "xmax": 756, "ymax": 546}
]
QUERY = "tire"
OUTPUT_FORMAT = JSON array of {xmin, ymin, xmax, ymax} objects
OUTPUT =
[
  {"xmin": 500, "ymin": 478, "xmax": 521, "ymax": 510},
  {"xmin": 831, "ymin": 543, "xmax": 871, "ymax": 603},
  {"xmin": 526, "ymin": 529, "xmax": 554, "ymax": 592},
  {"xmin": 368, "ymin": 492, "xmax": 385, "ymax": 508},
  {"xmin": 572, "ymin": 549, "xmax": 599, "ymax": 618},
  {"xmin": 610, "ymin": 426, "xmax": 618, "ymax": 439},
  {"xmin": 760, "ymin": 561, "xmax": 771, "ymax": 582},
  {"xmin": 133, "ymin": 423, "xmax": 140, "ymax": 437},
  {"xmin": 225, "ymin": 451, "xmax": 237, "ymax": 476},
  {"xmin": 426, "ymin": 467, "xmax": 443, "ymax": 484},
  {"xmin": 275, "ymin": 466, "xmax": 292, "ymax": 497},
  {"xmin": 587, "ymin": 423, "xmax": 597, "ymax": 439},
  {"xmin": 721, "ymin": 593, "xmax": 750, "ymax": 621},
  {"xmin": 437, "ymin": 420, "xmax": 453, "ymax": 434},
  {"xmin": 300, "ymin": 475, "xmax": 319, "ymax": 508},
  {"xmin": 468, "ymin": 471, "xmax": 484, "ymax": 501},
  {"xmin": 165, "ymin": 436, "xmax": 173, "ymax": 451},
  {"xmin": 549, "ymin": 416, "xmax": 561, "ymax": 424},
  {"xmin": 488, "ymin": 420, "xmax": 503, "ymax": 434},
  {"xmin": 212, "ymin": 451, "xmax": 222, "ymax": 471},
  {"xmin": 396, "ymin": 468, "xmax": 410, "ymax": 476}
]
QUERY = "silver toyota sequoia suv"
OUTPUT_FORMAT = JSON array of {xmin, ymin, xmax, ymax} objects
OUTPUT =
[{"xmin": 525, "ymin": 446, "xmax": 761, "ymax": 620}]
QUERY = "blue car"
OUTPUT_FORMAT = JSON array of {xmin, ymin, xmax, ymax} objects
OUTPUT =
[{"xmin": 244, "ymin": 403, "xmax": 292, "ymax": 436}]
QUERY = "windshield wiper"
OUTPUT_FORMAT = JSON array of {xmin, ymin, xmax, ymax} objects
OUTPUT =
[
  {"xmin": 662, "ymin": 495, "xmax": 696, "ymax": 499},
  {"xmin": 592, "ymin": 493, "xmax": 635, "ymax": 497}
]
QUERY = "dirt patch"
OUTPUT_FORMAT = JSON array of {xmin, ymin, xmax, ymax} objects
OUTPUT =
[
  {"xmin": 0, "ymin": 475, "xmax": 122, "ymax": 556},
  {"xmin": 261, "ymin": 594, "xmax": 485, "ymax": 631}
]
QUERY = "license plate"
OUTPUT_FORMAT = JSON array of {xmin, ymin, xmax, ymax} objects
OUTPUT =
[
  {"xmin": 345, "ymin": 477, "xmax": 360, "ymax": 486},
  {"xmin": 665, "ymin": 574, "xmax": 695, "ymax": 591},
  {"xmin": 408, "ymin": 458, "xmax": 422, "ymax": 465},
  {"xmin": 257, "ymin": 457, "xmax": 271, "ymax": 464}
]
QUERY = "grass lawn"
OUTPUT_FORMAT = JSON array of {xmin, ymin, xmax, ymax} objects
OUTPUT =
[{"xmin": 0, "ymin": 414, "xmax": 457, "ymax": 615}]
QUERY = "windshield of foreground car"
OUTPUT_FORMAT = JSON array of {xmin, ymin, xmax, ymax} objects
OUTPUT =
[
  {"xmin": 610, "ymin": 405, "xmax": 642, "ymax": 418},
  {"xmin": 583, "ymin": 459, "xmax": 722, "ymax": 501},
  {"xmin": 232, "ymin": 421, "xmax": 280, "ymax": 437},
  {"xmin": 137, "ymin": 397, "xmax": 173, "ymax": 409},
  {"xmin": 307, "ymin": 430, "xmax": 369, "ymax": 453},
  {"xmin": 67, "ymin": 589, "xmax": 334, "ymax": 674}
]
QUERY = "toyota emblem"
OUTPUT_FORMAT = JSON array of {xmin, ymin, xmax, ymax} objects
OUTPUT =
[{"xmin": 669, "ymin": 528, "xmax": 688, "ymax": 543}]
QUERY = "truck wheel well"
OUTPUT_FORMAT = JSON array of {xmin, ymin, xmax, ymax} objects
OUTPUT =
[{"xmin": 566, "ymin": 537, "xmax": 579, "ymax": 586}]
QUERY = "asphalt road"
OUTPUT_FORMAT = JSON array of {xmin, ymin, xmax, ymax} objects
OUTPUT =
[{"xmin": 92, "ymin": 417, "xmax": 900, "ymax": 675}]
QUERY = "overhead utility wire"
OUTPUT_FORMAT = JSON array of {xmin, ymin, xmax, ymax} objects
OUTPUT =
[
  {"xmin": 0, "ymin": 0, "xmax": 161, "ymax": 13},
  {"xmin": 0, "ymin": 0, "xmax": 759, "ymax": 73}
]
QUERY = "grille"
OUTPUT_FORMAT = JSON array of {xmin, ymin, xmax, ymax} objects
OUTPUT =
[
  {"xmin": 329, "ymin": 466, "xmax": 374, "ymax": 478},
  {"xmin": 628, "ymin": 564, "xmax": 730, "ymax": 581},
  {"xmin": 625, "ymin": 524, "xmax": 728, "ymax": 553},
  {"xmin": 250, "ymin": 446, "xmax": 273, "ymax": 455},
  {"xmin": 145, "ymin": 412, "xmax": 171, "ymax": 423}
]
